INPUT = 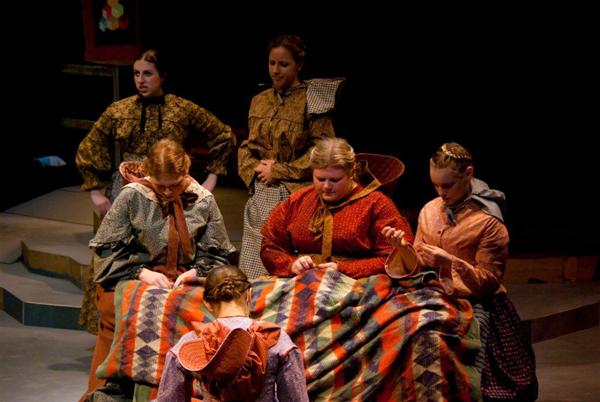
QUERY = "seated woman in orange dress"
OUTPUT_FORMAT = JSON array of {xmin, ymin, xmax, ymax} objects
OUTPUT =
[
  {"xmin": 383, "ymin": 142, "xmax": 538, "ymax": 402},
  {"xmin": 260, "ymin": 137, "xmax": 413, "ymax": 279}
]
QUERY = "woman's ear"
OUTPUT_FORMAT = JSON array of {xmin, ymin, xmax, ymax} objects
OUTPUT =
[
  {"xmin": 246, "ymin": 288, "xmax": 252, "ymax": 306},
  {"xmin": 351, "ymin": 163, "xmax": 360, "ymax": 182},
  {"xmin": 465, "ymin": 165, "xmax": 474, "ymax": 178},
  {"xmin": 203, "ymin": 299, "xmax": 215, "ymax": 314}
]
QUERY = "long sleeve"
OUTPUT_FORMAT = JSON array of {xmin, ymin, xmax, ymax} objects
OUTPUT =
[
  {"xmin": 269, "ymin": 115, "xmax": 335, "ymax": 182},
  {"xmin": 238, "ymin": 88, "xmax": 336, "ymax": 191},
  {"xmin": 437, "ymin": 218, "xmax": 507, "ymax": 298},
  {"xmin": 415, "ymin": 198, "xmax": 508, "ymax": 298},
  {"xmin": 260, "ymin": 197, "xmax": 297, "ymax": 276},
  {"xmin": 155, "ymin": 351, "xmax": 190, "ymax": 402},
  {"xmin": 261, "ymin": 187, "xmax": 414, "ymax": 279},
  {"xmin": 75, "ymin": 107, "xmax": 115, "ymax": 191},
  {"xmin": 237, "ymin": 136, "xmax": 260, "ymax": 188},
  {"xmin": 276, "ymin": 348, "xmax": 309, "ymax": 402},
  {"xmin": 189, "ymin": 105, "xmax": 236, "ymax": 176},
  {"xmin": 90, "ymin": 189, "xmax": 147, "ymax": 285},
  {"xmin": 194, "ymin": 196, "xmax": 236, "ymax": 272},
  {"xmin": 336, "ymin": 195, "xmax": 414, "ymax": 278}
]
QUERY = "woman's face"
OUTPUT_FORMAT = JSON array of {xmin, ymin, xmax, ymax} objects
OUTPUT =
[
  {"xmin": 429, "ymin": 166, "xmax": 472, "ymax": 207},
  {"xmin": 313, "ymin": 166, "xmax": 354, "ymax": 204},
  {"xmin": 268, "ymin": 46, "xmax": 301, "ymax": 92},
  {"xmin": 149, "ymin": 174, "xmax": 185, "ymax": 200},
  {"xmin": 133, "ymin": 60, "xmax": 164, "ymax": 98}
]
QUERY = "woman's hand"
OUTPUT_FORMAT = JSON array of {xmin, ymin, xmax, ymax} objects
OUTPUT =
[
  {"xmin": 90, "ymin": 189, "xmax": 112, "ymax": 217},
  {"xmin": 317, "ymin": 262, "xmax": 339, "ymax": 271},
  {"xmin": 173, "ymin": 269, "xmax": 197, "ymax": 288},
  {"xmin": 291, "ymin": 255, "xmax": 316, "ymax": 275},
  {"xmin": 381, "ymin": 226, "xmax": 408, "ymax": 248},
  {"xmin": 254, "ymin": 159, "xmax": 275, "ymax": 185},
  {"xmin": 416, "ymin": 244, "xmax": 453, "ymax": 270},
  {"xmin": 138, "ymin": 268, "xmax": 173, "ymax": 289}
]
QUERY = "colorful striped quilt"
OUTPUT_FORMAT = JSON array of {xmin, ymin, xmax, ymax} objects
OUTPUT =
[{"xmin": 98, "ymin": 268, "xmax": 481, "ymax": 401}]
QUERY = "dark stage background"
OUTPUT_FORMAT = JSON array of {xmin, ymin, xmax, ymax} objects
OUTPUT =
[{"xmin": 3, "ymin": 2, "xmax": 597, "ymax": 255}]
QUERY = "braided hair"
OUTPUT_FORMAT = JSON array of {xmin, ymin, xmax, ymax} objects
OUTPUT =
[
  {"xmin": 204, "ymin": 265, "xmax": 251, "ymax": 304},
  {"xmin": 430, "ymin": 142, "xmax": 473, "ymax": 175}
]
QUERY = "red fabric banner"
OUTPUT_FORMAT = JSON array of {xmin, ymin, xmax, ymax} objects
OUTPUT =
[{"xmin": 82, "ymin": 0, "xmax": 141, "ymax": 65}]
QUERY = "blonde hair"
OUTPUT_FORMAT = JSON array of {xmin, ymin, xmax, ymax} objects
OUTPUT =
[
  {"xmin": 143, "ymin": 139, "xmax": 191, "ymax": 178},
  {"xmin": 204, "ymin": 265, "xmax": 251, "ymax": 305},
  {"xmin": 430, "ymin": 142, "xmax": 473, "ymax": 175},
  {"xmin": 309, "ymin": 138, "xmax": 356, "ymax": 174}
]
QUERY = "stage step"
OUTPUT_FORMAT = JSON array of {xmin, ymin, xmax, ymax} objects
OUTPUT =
[
  {"xmin": 505, "ymin": 255, "xmax": 598, "ymax": 284},
  {"xmin": 508, "ymin": 282, "xmax": 600, "ymax": 343},
  {"xmin": 0, "ymin": 262, "xmax": 83, "ymax": 330},
  {"xmin": 0, "ymin": 212, "xmax": 92, "ymax": 288}
]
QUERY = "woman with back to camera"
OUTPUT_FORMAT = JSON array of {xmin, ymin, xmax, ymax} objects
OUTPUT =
[{"xmin": 156, "ymin": 265, "xmax": 308, "ymax": 402}]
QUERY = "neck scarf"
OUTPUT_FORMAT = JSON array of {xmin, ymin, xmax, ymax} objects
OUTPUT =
[
  {"xmin": 137, "ymin": 176, "xmax": 197, "ymax": 277},
  {"xmin": 444, "ymin": 177, "xmax": 506, "ymax": 225},
  {"xmin": 444, "ymin": 193, "xmax": 471, "ymax": 226},
  {"xmin": 274, "ymin": 82, "xmax": 306, "ymax": 104},
  {"xmin": 138, "ymin": 94, "xmax": 165, "ymax": 134},
  {"xmin": 308, "ymin": 164, "xmax": 382, "ymax": 263}
]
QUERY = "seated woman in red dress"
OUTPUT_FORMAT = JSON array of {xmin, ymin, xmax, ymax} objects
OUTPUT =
[{"xmin": 260, "ymin": 137, "xmax": 413, "ymax": 279}]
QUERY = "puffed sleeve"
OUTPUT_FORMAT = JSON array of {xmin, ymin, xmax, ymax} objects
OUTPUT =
[
  {"xmin": 275, "ymin": 348, "xmax": 309, "ymax": 402},
  {"xmin": 90, "ymin": 188, "xmax": 148, "ymax": 286},
  {"xmin": 75, "ymin": 106, "xmax": 116, "ymax": 191},
  {"xmin": 155, "ymin": 351, "xmax": 189, "ymax": 402},
  {"xmin": 189, "ymin": 104, "xmax": 236, "ymax": 176}
]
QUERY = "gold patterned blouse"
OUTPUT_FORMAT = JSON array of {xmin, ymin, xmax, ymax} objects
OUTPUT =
[
  {"xmin": 237, "ymin": 86, "xmax": 336, "ymax": 193},
  {"xmin": 76, "ymin": 94, "xmax": 235, "ymax": 191}
]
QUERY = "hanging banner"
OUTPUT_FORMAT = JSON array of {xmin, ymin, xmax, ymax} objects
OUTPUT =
[{"xmin": 82, "ymin": 0, "xmax": 141, "ymax": 65}]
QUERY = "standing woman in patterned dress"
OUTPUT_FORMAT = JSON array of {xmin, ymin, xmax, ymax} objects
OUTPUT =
[
  {"xmin": 238, "ymin": 34, "xmax": 344, "ymax": 279},
  {"xmin": 76, "ymin": 49, "xmax": 236, "ymax": 333}
]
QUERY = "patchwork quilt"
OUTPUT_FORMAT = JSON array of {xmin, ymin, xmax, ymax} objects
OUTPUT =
[{"xmin": 97, "ymin": 268, "xmax": 481, "ymax": 401}]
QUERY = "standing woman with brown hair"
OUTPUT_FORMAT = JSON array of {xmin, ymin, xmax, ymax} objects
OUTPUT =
[
  {"xmin": 76, "ymin": 48, "xmax": 236, "ymax": 216},
  {"xmin": 237, "ymin": 34, "xmax": 344, "ymax": 279},
  {"xmin": 76, "ymin": 48, "xmax": 236, "ymax": 334}
]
